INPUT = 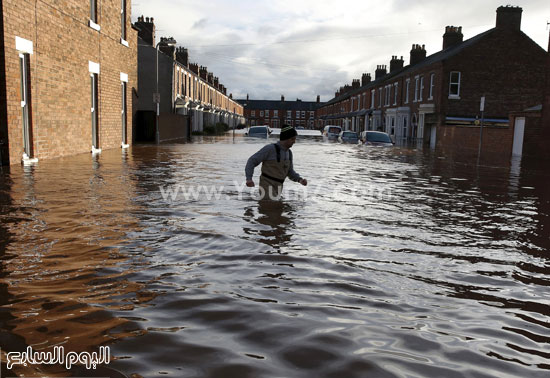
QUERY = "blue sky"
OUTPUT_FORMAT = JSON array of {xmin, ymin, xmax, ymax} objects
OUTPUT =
[{"xmin": 132, "ymin": 0, "xmax": 549, "ymax": 102}]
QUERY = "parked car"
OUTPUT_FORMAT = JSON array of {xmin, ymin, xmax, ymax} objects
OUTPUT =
[
  {"xmin": 322, "ymin": 125, "xmax": 342, "ymax": 139},
  {"xmin": 245, "ymin": 125, "xmax": 272, "ymax": 138},
  {"xmin": 296, "ymin": 126, "xmax": 305, "ymax": 130},
  {"xmin": 360, "ymin": 131, "xmax": 394, "ymax": 146},
  {"xmin": 338, "ymin": 130, "xmax": 359, "ymax": 144}
]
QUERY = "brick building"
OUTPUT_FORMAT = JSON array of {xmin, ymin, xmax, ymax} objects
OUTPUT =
[
  {"xmin": 0, "ymin": 0, "xmax": 138, "ymax": 165},
  {"xmin": 317, "ymin": 6, "xmax": 548, "ymax": 157},
  {"xmin": 134, "ymin": 17, "xmax": 244, "ymax": 141},
  {"xmin": 236, "ymin": 95, "xmax": 323, "ymax": 129}
]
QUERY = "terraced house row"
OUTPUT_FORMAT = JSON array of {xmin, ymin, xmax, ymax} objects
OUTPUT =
[
  {"xmin": 134, "ymin": 16, "xmax": 244, "ymax": 142},
  {"xmin": 317, "ymin": 6, "xmax": 549, "ymax": 158},
  {"xmin": 0, "ymin": 1, "xmax": 244, "ymax": 165}
]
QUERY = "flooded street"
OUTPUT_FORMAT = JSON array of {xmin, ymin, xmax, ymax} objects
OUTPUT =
[{"xmin": 1, "ymin": 134, "xmax": 549, "ymax": 377}]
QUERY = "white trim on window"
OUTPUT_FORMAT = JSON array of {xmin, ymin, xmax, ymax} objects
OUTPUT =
[
  {"xmin": 89, "ymin": 20, "xmax": 101, "ymax": 31},
  {"xmin": 405, "ymin": 79, "xmax": 410, "ymax": 104},
  {"xmin": 419, "ymin": 76, "xmax": 424, "ymax": 102},
  {"xmin": 449, "ymin": 71, "xmax": 461, "ymax": 99},
  {"xmin": 393, "ymin": 82, "xmax": 398, "ymax": 105},
  {"xmin": 89, "ymin": 61, "xmax": 100, "ymax": 74},
  {"xmin": 429, "ymin": 73, "xmax": 435, "ymax": 100},
  {"xmin": 15, "ymin": 36, "xmax": 33, "ymax": 54},
  {"xmin": 414, "ymin": 76, "xmax": 419, "ymax": 102}
]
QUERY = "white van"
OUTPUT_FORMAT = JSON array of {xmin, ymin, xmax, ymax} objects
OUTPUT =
[{"xmin": 322, "ymin": 125, "xmax": 342, "ymax": 139}]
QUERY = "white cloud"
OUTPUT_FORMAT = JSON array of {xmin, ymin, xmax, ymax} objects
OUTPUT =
[{"xmin": 132, "ymin": 0, "xmax": 549, "ymax": 101}]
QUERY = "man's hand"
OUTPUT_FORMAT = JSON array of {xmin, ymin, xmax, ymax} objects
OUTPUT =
[
  {"xmin": 299, "ymin": 178, "xmax": 307, "ymax": 186},
  {"xmin": 246, "ymin": 179, "xmax": 255, "ymax": 187}
]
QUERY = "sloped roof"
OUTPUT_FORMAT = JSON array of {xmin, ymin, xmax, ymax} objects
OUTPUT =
[{"xmin": 324, "ymin": 28, "xmax": 497, "ymax": 106}]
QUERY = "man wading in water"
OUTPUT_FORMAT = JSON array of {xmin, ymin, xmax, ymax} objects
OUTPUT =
[{"xmin": 245, "ymin": 125, "xmax": 307, "ymax": 199}]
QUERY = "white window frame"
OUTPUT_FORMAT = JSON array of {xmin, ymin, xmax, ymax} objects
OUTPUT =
[
  {"xmin": 379, "ymin": 88, "xmax": 383, "ymax": 108},
  {"xmin": 120, "ymin": 0, "xmax": 128, "ymax": 46},
  {"xmin": 371, "ymin": 89, "xmax": 375, "ymax": 108},
  {"xmin": 429, "ymin": 73, "xmax": 435, "ymax": 100},
  {"xmin": 301, "ymin": 110, "xmax": 305, "ymax": 118},
  {"xmin": 89, "ymin": 0, "xmax": 100, "ymax": 31},
  {"xmin": 449, "ymin": 71, "xmax": 461, "ymax": 99},
  {"xmin": 414, "ymin": 76, "xmax": 419, "ymax": 102},
  {"xmin": 419, "ymin": 76, "xmax": 424, "ymax": 102},
  {"xmin": 393, "ymin": 83, "xmax": 398, "ymax": 105},
  {"xmin": 405, "ymin": 79, "xmax": 410, "ymax": 104},
  {"xmin": 287, "ymin": 110, "xmax": 292, "ymax": 119},
  {"xmin": 251, "ymin": 110, "xmax": 255, "ymax": 117},
  {"xmin": 274, "ymin": 110, "xmax": 278, "ymax": 117}
]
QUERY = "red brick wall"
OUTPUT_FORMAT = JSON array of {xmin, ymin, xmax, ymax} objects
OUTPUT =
[{"xmin": 2, "ymin": 0, "xmax": 137, "ymax": 164}]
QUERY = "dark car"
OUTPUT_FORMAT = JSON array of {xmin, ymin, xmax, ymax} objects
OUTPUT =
[
  {"xmin": 360, "ymin": 131, "xmax": 394, "ymax": 146},
  {"xmin": 338, "ymin": 131, "xmax": 359, "ymax": 144}
]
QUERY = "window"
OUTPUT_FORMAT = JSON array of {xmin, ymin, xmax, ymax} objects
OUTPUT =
[
  {"xmin": 89, "ymin": 0, "xmax": 99, "ymax": 30},
  {"xmin": 260, "ymin": 111, "xmax": 264, "ymax": 117},
  {"xmin": 121, "ymin": 80, "xmax": 127, "ymax": 145},
  {"xmin": 414, "ymin": 76, "xmax": 419, "ymax": 102},
  {"xmin": 91, "ymin": 72, "xmax": 99, "ymax": 149},
  {"xmin": 379, "ymin": 88, "xmax": 383, "ymax": 108},
  {"xmin": 301, "ymin": 111, "xmax": 305, "ymax": 118},
  {"xmin": 265, "ymin": 110, "xmax": 269, "ymax": 117},
  {"xmin": 287, "ymin": 110, "xmax": 292, "ymax": 119},
  {"xmin": 429, "ymin": 73, "xmax": 435, "ymax": 100},
  {"xmin": 405, "ymin": 79, "xmax": 410, "ymax": 103},
  {"xmin": 310, "ymin": 111, "xmax": 315, "ymax": 118},
  {"xmin": 121, "ymin": 0, "xmax": 127, "ymax": 42},
  {"xmin": 419, "ymin": 76, "xmax": 424, "ymax": 102},
  {"xmin": 449, "ymin": 71, "xmax": 461, "ymax": 97},
  {"xmin": 274, "ymin": 110, "xmax": 278, "ymax": 117},
  {"xmin": 251, "ymin": 110, "xmax": 255, "ymax": 117},
  {"xmin": 393, "ymin": 83, "xmax": 398, "ymax": 105},
  {"xmin": 176, "ymin": 70, "xmax": 180, "ymax": 96},
  {"xmin": 371, "ymin": 89, "xmax": 375, "ymax": 108},
  {"xmin": 19, "ymin": 53, "xmax": 32, "ymax": 158}
]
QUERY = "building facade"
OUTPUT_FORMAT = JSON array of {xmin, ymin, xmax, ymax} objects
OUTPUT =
[
  {"xmin": 317, "ymin": 6, "xmax": 548, "ymax": 156},
  {"xmin": 0, "ymin": 0, "xmax": 138, "ymax": 165},
  {"xmin": 134, "ymin": 17, "xmax": 244, "ymax": 141},
  {"xmin": 237, "ymin": 95, "xmax": 323, "ymax": 129}
]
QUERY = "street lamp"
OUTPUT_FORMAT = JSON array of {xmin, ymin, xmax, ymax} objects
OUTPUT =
[{"xmin": 156, "ymin": 37, "xmax": 177, "ymax": 144}]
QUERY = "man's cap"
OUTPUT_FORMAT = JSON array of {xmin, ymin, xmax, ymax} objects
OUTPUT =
[{"xmin": 280, "ymin": 125, "xmax": 297, "ymax": 140}]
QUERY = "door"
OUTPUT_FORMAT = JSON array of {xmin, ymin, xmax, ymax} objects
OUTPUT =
[
  {"xmin": 121, "ymin": 81, "xmax": 127, "ymax": 145},
  {"xmin": 20, "ymin": 53, "xmax": 32, "ymax": 157},
  {"xmin": 91, "ymin": 73, "xmax": 98, "ymax": 149},
  {"xmin": 512, "ymin": 117, "xmax": 525, "ymax": 157}
]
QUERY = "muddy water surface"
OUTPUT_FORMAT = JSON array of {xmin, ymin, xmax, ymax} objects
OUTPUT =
[{"xmin": 0, "ymin": 135, "xmax": 549, "ymax": 377}]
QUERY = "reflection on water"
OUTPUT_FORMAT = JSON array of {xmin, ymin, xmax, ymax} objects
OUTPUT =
[{"xmin": 0, "ymin": 136, "xmax": 549, "ymax": 377}]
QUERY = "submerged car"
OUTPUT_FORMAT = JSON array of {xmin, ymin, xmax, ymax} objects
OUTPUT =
[
  {"xmin": 245, "ymin": 126, "xmax": 272, "ymax": 138},
  {"xmin": 360, "ymin": 131, "xmax": 394, "ymax": 146},
  {"xmin": 338, "ymin": 130, "xmax": 359, "ymax": 144},
  {"xmin": 322, "ymin": 125, "xmax": 342, "ymax": 139}
]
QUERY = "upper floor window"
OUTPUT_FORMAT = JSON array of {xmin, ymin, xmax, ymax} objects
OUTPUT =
[
  {"xmin": 405, "ymin": 79, "xmax": 410, "ymax": 103},
  {"xmin": 419, "ymin": 76, "xmax": 424, "ymax": 102},
  {"xmin": 429, "ymin": 73, "xmax": 435, "ymax": 100},
  {"xmin": 251, "ymin": 110, "xmax": 255, "ymax": 117},
  {"xmin": 287, "ymin": 110, "xmax": 292, "ymax": 118},
  {"xmin": 393, "ymin": 83, "xmax": 398, "ymax": 105},
  {"xmin": 385, "ymin": 85, "xmax": 391, "ymax": 106},
  {"xmin": 89, "ymin": 0, "xmax": 100, "ymax": 30},
  {"xmin": 414, "ymin": 76, "xmax": 420, "ymax": 102},
  {"xmin": 265, "ymin": 110, "xmax": 269, "ymax": 117},
  {"xmin": 310, "ymin": 111, "xmax": 314, "ymax": 118},
  {"xmin": 121, "ymin": 0, "xmax": 127, "ymax": 43},
  {"xmin": 274, "ymin": 110, "xmax": 278, "ymax": 117},
  {"xmin": 449, "ymin": 71, "xmax": 461, "ymax": 98},
  {"xmin": 301, "ymin": 111, "xmax": 305, "ymax": 118},
  {"xmin": 371, "ymin": 89, "xmax": 375, "ymax": 108},
  {"xmin": 379, "ymin": 88, "xmax": 383, "ymax": 108},
  {"xmin": 260, "ymin": 111, "xmax": 264, "ymax": 117}
]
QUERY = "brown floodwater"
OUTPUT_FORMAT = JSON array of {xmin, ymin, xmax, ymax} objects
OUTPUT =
[{"xmin": 0, "ymin": 135, "xmax": 549, "ymax": 377}]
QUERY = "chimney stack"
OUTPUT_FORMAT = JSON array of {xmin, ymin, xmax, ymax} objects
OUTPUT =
[
  {"xmin": 361, "ymin": 73, "xmax": 371, "ymax": 86},
  {"xmin": 189, "ymin": 63, "xmax": 199, "ymax": 74},
  {"xmin": 214, "ymin": 77, "xmax": 219, "ymax": 89},
  {"xmin": 207, "ymin": 72, "xmax": 214, "ymax": 84},
  {"xmin": 496, "ymin": 5, "xmax": 523, "ymax": 31},
  {"xmin": 352, "ymin": 79, "xmax": 360, "ymax": 89},
  {"xmin": 158, "ymin": 37, "xmax": 176, "ymax": 58},
  {"xmin": 443, "ymin": 26, "xmax": 464, "ymax": 50},
  {"xmin": 375, "ymin": 65, "xmax": 387, "ymax": 80},
  {"xmin": 135, "ymin": 16, "xmax": 155, "ymax": 46},
  {"xmin": 175, "ymin": 47, "xmax": 189, "ymax": 67},
  {"xmin": 410, "ymin": 44, "xmax": 427, "ymax": 66},
  {"xmin": 199, "ymin": 66, "xmax": 208, "ymax": 80},
  {"xmin": 281, "ymin": 95, "xmax": 285, "ymax": 102},
  {"xmin": 317, "ymin": 95, "xmax": 320, "ymax": 103},
  {"xmin": 390, "ymin": 56, "xmax": 404, "ymax": 72},
  {"xmin": 246, "ymin": 94, "xmax": 249, "ymax": 101}
]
